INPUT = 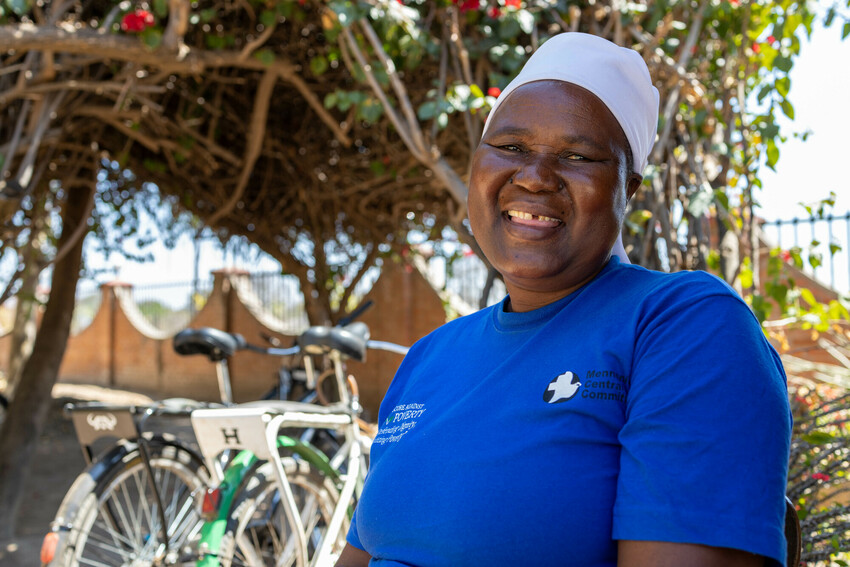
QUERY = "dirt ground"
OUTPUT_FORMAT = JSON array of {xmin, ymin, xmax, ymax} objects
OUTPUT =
[{"xmin": 0, "ymin": 384, "xmax": 154, "ymax": 567}]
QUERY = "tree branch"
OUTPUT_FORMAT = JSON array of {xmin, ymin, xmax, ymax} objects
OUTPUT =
[{"xmin": 201, "ymin": 69, "xmax": 277, "ymax": 229}]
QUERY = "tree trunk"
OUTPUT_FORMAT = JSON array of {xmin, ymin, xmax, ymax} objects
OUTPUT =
[
  {"xmin": 0, "ymin": 184, "xmax": 92, "ymax": 539},
  {"xmin": 6, "ymin": 214, "xmax": 46, "ymax": 398}
]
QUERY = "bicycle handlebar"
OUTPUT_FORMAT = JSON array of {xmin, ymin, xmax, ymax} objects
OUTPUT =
[{"xmin": 367, "ymin": 340, "xmax": 410, "ymax": 356}]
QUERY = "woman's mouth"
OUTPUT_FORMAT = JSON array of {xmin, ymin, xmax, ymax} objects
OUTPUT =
[{"xmin": 506, "ymin": 209, "xmax": 562, "ymax": 228}]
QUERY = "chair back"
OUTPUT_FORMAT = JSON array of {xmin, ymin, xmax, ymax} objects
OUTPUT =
[{"xmin": 784, "ymin": 496, "xmax": 801, "ymax": 567}]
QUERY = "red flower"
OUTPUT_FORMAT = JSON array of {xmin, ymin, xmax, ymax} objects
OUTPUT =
[
  {"xmin": 120, "ymin": 9, "xmax": 155, "ymax": 32},
  {"xmin": 456, "ymin": 0, "xmax": 480, "ymax": 13},
  {"xmin": 505, "ymin": 0, "xmax": 521, "ymax": 7},
  {"xmin": 767, "ymin": 35, "xmax": 776, "ymax": 44},
  {"xmin": 488, "ymin": 6, "xmax": 502, "ymax": 18},
  {"xmin": 752, "ymin": 42, "xmax": 761, "ymax": 54},
  {"xmin": 487, "ymin": 87, "xmax": 501, "ymax": 97},
  {"xmin": 812, "ymin": 473, "xmax": 831, "ymax": 482},
  {"xmin": 780, "ymin": 250, "xmax": 792, "ymax": 262},
  {"xmin": 729, "ymin": 0, "xmax": 739, "ymax": 5}
]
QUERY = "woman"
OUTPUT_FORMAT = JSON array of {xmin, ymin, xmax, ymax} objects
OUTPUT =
[{"xmin": 337, "ymin": 33, "xmax": 791, "ymax": 567}]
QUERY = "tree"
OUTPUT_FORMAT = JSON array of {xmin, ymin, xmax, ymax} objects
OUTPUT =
[
  {"xmin": 0, "ymin": 183, "xmax": 93, "ymax": 539},
  {"xmin": 2, "ymin": 0, "xmax": 849, "ymax": 538}
]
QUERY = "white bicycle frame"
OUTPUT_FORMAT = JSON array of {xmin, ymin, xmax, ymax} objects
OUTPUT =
[{"xmin": 190, "ymin": 349, "xmax": 369, "ymax": 567}]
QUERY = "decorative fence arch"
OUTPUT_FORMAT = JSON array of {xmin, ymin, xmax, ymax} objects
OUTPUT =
[{"xmin": 0, "ymin": 260, "xmax": 447, "ymax": 419}]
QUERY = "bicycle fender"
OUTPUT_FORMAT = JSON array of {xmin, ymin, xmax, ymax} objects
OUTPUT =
[
  {"xmin": 276, "ymin": 435, "xmax": 340, "ymax": 484},
  {"xmin": 196, "ymin": 450, "xmax": 258, "ymax": 567}
]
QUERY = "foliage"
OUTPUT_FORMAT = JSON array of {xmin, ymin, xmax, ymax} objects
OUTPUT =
[
  {"xmin": 788, "ymin": 379, "xmax": 850, "ymax": 565},
  {"xmin": 2, "ymin": 0, "xmax": 848, "ymax": 324}
]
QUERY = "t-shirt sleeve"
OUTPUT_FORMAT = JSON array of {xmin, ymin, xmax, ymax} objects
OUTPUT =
[
  {"xmin": 613, "ymin": 288, "xmax": 791, "ymax": 565},
  {"xmin": 346, "ymin": 506, "xmax": 366, "ymax": 550}
]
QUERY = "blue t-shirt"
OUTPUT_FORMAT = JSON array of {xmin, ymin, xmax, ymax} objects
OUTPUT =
[{"xmin": 348, "ymin": 258, "xmax": 791, "ymax": 566}]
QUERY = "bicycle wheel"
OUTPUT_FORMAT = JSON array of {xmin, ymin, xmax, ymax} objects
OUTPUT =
[
  {"xmin": 218, "ymin": 457, "xmax": 342, "ymax": 567},
  {"xmin": 46, "ymin": 437, "xmax": 208, "ymax": 567}
]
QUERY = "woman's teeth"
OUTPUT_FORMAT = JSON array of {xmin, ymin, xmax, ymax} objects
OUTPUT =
[{"xmin": 507, "ymin": 210, "xmax": 559, "ymax": 223}]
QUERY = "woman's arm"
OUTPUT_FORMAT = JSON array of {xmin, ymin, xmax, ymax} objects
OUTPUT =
[
  {"xmin": 618, "ymin": 540, "xmax": 763, "ymax": 567},
  {"xmin": 335, "ymin": 543, "xmax": 372, "ymax": 567}
]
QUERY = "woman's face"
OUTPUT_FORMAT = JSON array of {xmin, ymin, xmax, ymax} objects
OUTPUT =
[{"xmin": 468, "ymin": 80, "xmax": 640, "ymax": 311}]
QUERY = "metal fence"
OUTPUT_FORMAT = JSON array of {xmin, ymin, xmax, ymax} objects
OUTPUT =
[
  {"xmin": 71, "ymin": 273, "xmax": 310, "ymax": 335},
  {"xmin": 761, "ymin": 212, "xmax": 850, "ymax": 295},
  {"xmin": 71, "ymin": 280, "xmax": 102, "ymax": 335},
  {"xmin": 243, "ymin": 271, "xmax": 309, "ymax": 332},
  {"xmin": 441, "ymin": 255, "xmax": 506, "ymax": 310},
  {"xmin": 131, "ymin": 278, "xmax": 215, "ymax": 333}
]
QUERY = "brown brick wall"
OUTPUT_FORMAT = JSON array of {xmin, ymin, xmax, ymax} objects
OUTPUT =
[{"xmin": 4, "ymin": 263, "xmax": 447, "ymax": 418}]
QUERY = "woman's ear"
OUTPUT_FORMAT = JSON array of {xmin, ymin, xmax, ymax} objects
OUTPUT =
[{"xmin": 626, "ymin": 173, "xmax": 642, "ymax": 201}]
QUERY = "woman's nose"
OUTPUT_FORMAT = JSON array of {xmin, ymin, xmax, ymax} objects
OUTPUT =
[{"xmin": 511, "ymin": 153, "xmax": 563, "ymax": 192}]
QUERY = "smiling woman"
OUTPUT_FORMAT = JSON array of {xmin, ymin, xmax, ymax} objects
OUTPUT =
[
  {"xmin": 468, "ymin": 80, "xmax": 639, "ymax": 312},
  {"xmin": 335, "ymin": 33, "xmax": 792, "ymax": 567}
]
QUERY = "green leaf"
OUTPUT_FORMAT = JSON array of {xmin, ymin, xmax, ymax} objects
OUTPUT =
[
  {"xmin": 417, "ymin": 101, "xmax": 437, "ymax": 120},
  {"xmin": 329, "ymin": 1, "xmax": 363, "ymax": 27},
  {"xmin": 260, "ymin": 9, "xmax": 277, "ymax": 28},
  {"xmin": 498, "ymin": 18, "xmax": 521, "ymax": 40},
  {"xmin": 766, "ymin": 139, "xmax": 780, "ymax": 170},
  {"xmin": 324, "ymin": 92, "xmax": 338, "ymax": 109},
  {"xmin": 200, "ymin": 8, "xmax": 217, "ymax": 22},
  {"xmin": 775, "ymin": 77, "xmax": 790, "ymax": 98},
  {"xmin": 740, "ymin": 265, "xmax": 754, "ymax": 289},
  {"xmin": 153, "ymin": 0, "xmax": 168, "ymax": 18},
  {"xmin": 469, "ymin": 84, "xmax": 484, "ymax": 99},
  {"xmin": 254, "ymin": 48, "xmax": 275, "ymax": 66},
  {"xmin": 844, "ymin": 22, "xmax": 850, "ymax": 40},
  {"xmin": 205, "ymin": 34, "xmax": 225, "ymax": 49},
  {"xmin": 141, "ymin": 28, "xmax": 162, "ymax": 49},
  {"xmin": 6, "ymin": 0, "xmax": 30, "ymax": 16},
  {"xmin": 760, "ymin": 122, "xmax": 780, "ymax": 140},
  {"xmin": 809, "ymin": 253, "xmax": 822, "ymax": 269},
  {"xmin": 780, "ymin": 99, "xmax": 795, "ymax": 120},
  {"xmin": 276, "ymin": 2, "xmax": 293, "ymax": 18},
  {"xmin": 310, "ymin": 56, "xmax": 329, "ymax": 76},
  {"xmin": 825, "ymin": 6, "xmax": 836, "ymax": 27},
  {"xmin": 773, "ymin": 55, "xmax": 793, "ymax": 73},
  {"xmin": 357, "ymin": 99, "xmax": 384, "ymax": 124},
  {"xmin": 802, "ymin": 430, "xmax": 834, "ymax": 445},
  {"xmin": 800, "ymin": 287, "xmax": 817, "ymax": 306},
  {"xmin": 142, "ymin": 159, "xmax": 167, "ymax": 173}
]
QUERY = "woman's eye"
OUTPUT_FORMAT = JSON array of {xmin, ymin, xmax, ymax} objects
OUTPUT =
[
  {"xmin": 498, "ymin": 144, "xmax": 522, "ymax": 152},
  {"xmin": 564, "ymin": 153, "xmax": 589, "ymax": 161}
]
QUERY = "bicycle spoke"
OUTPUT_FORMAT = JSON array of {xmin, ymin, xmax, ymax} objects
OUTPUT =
[{"xmin": 60, "ymin": 445, "xmax": 206, "ymax": 567}]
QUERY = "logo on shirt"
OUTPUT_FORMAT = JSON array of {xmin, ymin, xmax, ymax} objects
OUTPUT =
[
  {"xmin": 374, "ymin": 402, "xmax": 427, "ymax": 446},
  {"xmin": 543, "ymin": 371, "xmax": 582, "ymax": 403}
]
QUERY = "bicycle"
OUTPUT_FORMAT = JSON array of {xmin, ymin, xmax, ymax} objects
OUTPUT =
[
  {"xmin": 189, "ymin": 321, "xmax": 408, "ymax": 567},
  {"xmin": 40, "ymin": 326, "xmax": 323, "ymax": 567}
]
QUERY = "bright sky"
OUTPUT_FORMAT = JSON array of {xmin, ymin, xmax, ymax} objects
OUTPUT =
[
  {"xmin": 755, "ymin": 23, "xmax": 850, "ymax": 294},
  {"xmin": 757, "ymin": 24, "xmax": 850, "ymax": 220}
]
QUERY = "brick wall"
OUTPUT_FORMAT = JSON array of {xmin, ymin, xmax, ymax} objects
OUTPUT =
[{"xmin": 0, "ymin": 260, "xmax": 447, "ymax": 419}]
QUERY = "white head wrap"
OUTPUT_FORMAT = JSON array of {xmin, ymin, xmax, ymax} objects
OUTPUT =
[{"xmin": 482, "ymin": 32, "xmax": 659, "ymax": 174}]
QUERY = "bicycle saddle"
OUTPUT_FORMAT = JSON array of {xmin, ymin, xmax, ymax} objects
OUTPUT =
[
  {"xmin": 297, "ymin": 323, "xmax": 369, "ymax": 362},
  {"xmin": 172, "ymin": 327, "xmax": 246, "ymax": 362}
]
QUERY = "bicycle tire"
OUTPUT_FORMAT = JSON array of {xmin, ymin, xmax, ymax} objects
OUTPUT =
[
  {"xmin": 218, "ymin": 456, "xmax": 342, "ymax": 567},
  {"xmin": 46, "ymin": 437, "xmax": 209, "ymax": 567}
]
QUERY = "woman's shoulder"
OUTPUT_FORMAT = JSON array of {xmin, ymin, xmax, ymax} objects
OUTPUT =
[
  {"xmin": 405, "ymin": 301, "xmax": 500, "ymax": 355},
  {"xmin": 611, "ymin": 262, "xmax": 743, "ymax": 303}
]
